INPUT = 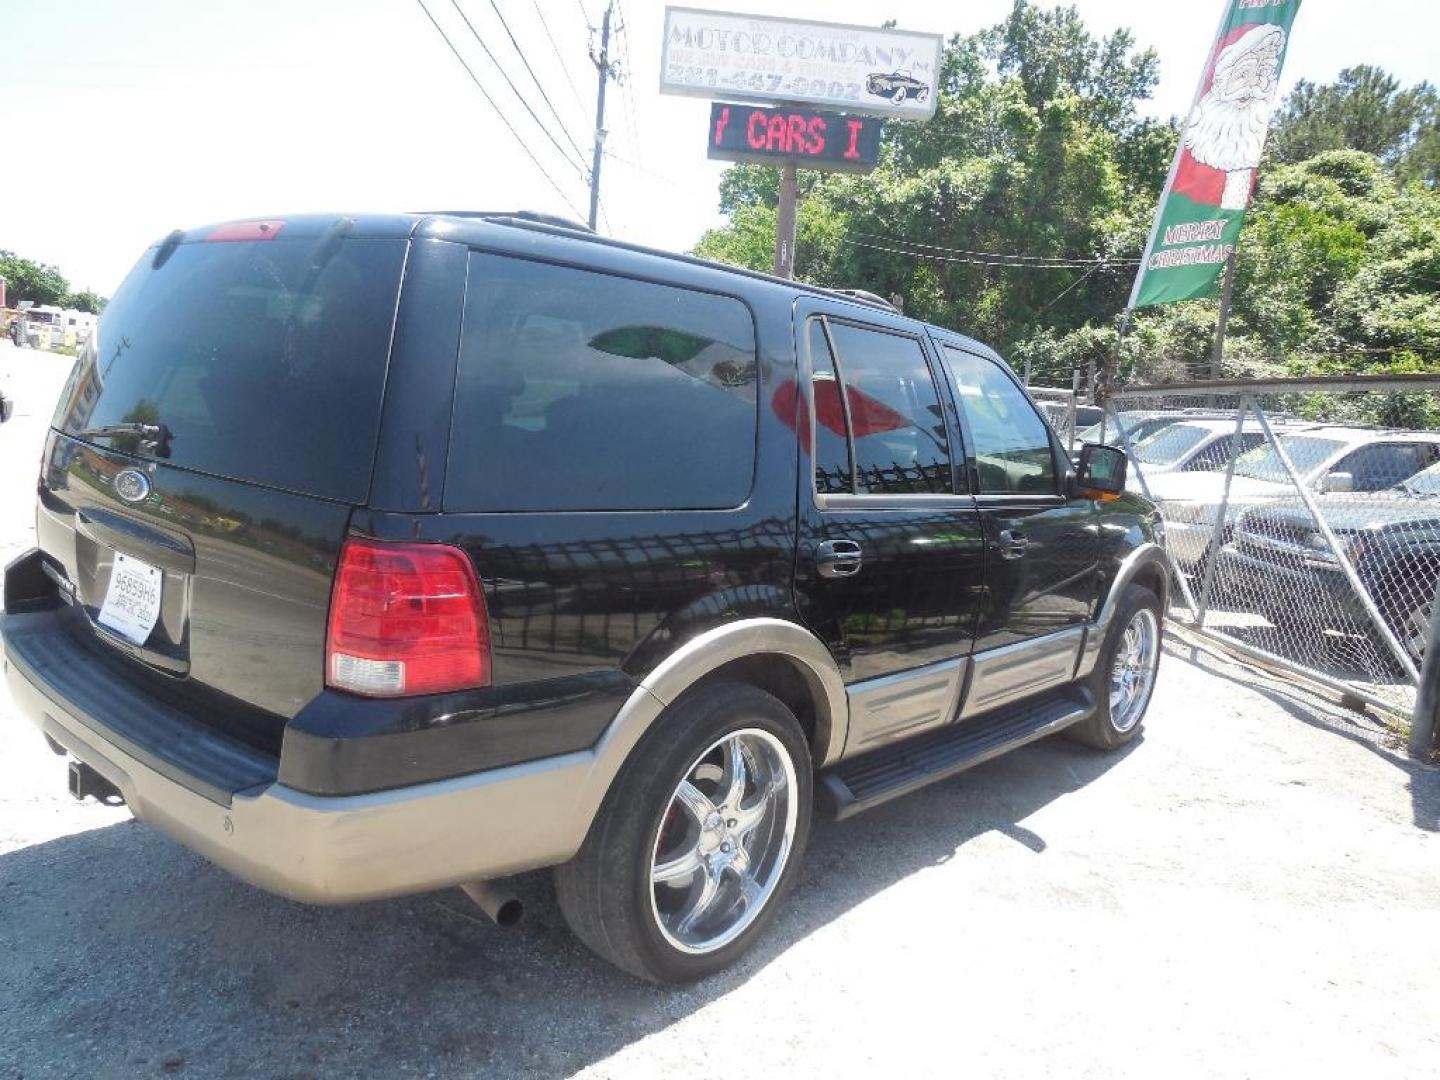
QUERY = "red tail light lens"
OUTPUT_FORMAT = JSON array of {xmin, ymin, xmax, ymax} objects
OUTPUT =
[{"xmin": 326, "ymin": 538, "xmax": 490, "ymax": 697}]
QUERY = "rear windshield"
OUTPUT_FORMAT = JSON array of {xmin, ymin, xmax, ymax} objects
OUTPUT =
[
  {"xmin": 445, "ymin": 253, "xmax": 757, "ymax": 512},
  {"xmin": 1134, "ymin": 423, "xmax": 1215, "ymax": 465},
  {"xmin": 1233, "ymin": 436, "xmax": 1343, "ymax": 483},
  {"xmin": 54, "ymin": 235, "xmax": 406, "ymax": 502}
]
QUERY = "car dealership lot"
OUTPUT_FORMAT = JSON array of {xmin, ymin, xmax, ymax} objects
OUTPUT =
[{"xmin": 1, "ymin": 338, "xmax": 1437, "ymax": 1079}]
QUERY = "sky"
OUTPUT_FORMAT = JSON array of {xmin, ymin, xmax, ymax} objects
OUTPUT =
[{"xmin": 2, "ymin": 0, "xmax": 1435, "ymax": 296}]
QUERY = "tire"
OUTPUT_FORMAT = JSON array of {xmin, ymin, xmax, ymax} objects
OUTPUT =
[
  {"xmin": 891, "ymin": 86, "xmax": 908, "ymax": 105},
  {"xmin": 1067, "ymin": 583, "xmax": 1163, "ymax": 750},
  {"xmin": 554, "ymin": 681, "xmax": 813, "ymax": 983}
]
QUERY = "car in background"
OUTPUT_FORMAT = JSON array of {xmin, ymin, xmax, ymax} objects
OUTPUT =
[
  {"xmin": 1123, "ymin": 418, "xmax": 1276, "ymax": 491},
  {"xmin": 1147, "ymin": 427, "xmax": 1440, "ymax": 570},
  {"xmin": 1075, "ymin": 408, "xmax": 1232, "ymax": 448},
  {"xmin": 1216, "ymin": 460, "xmax": 1440, "ymax": 664}
]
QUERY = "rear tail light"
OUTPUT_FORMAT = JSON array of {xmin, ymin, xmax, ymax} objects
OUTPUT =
[{"xmin": 326, "ymin": 538, "xmax": 490, "ymax": 697}]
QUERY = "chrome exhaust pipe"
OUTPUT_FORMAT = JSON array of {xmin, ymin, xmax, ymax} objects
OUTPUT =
[{"xmin": 460, "ymin": 879, "xmax": 524, "ymax": 928}]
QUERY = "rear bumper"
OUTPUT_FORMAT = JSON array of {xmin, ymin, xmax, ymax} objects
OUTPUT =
[{"xmin": 2, "ymin": 606, "xmax": 595, "ymax": 904}]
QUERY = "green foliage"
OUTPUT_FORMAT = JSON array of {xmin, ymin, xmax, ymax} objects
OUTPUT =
[
  {"xmin": 0, "ymin": 250, "xmax": 69, "ymax": 307},
  {"xmin": 0, "ymin": 250, "xmax": 107, "ymax": 312},
  {"xmin": 1269, "ymin": 66, "xmax": 1439, "ymax": 188},
  {"xmin": 694, "ymin": 2, "xmax": 1440, "ymax": 408}
]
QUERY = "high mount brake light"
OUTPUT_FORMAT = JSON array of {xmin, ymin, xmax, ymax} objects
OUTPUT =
[
  {"xmin": 205, "ymin": 220, "xmax": 285, "ymax": 242},
  {"xmin": 326, "ymin": 538, "xmax": 490, "ymax": 697}
]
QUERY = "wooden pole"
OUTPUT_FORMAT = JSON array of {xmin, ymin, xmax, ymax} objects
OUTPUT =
[{"xmin": 773, "ymin": 162, "xmax": 798, "ymax": 279}]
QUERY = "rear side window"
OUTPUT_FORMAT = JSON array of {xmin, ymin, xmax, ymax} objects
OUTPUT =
[
  {"xmin": 54, "ymin": 236, "xmax": 407, "ymax": 502},
  {"xmin": 446, "ymin": 254, "xmax": 757, "ymax": 511},
  {"xmin": 942, "ymin": 346, "xmax": 1057, "ymax": 496},
  {"xmin": 823, "ymin": 322, "xmax": 952, "ymax": 496}
]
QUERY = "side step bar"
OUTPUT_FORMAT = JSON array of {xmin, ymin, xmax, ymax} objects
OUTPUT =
[{"xmin": 821, "ymin": 687, "xmax": 1095, "ymax": 820}]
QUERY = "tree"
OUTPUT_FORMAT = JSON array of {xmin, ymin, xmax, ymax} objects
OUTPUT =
[
  {"xmin": 65, "ymin": 290, "xmax": 106, "ymax": 314},
  {"xmin": 0, "ymin": 250, "xmax": 69, "ymax": 307},
  {"xmin": 1269, "ymin": 66, "xmax": 1439, "ymax": 187}
]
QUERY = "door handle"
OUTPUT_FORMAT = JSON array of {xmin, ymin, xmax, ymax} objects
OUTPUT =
[
  {"xmin": 816, "ymin": 539, "xmax": 863, "ymax": 579},
  {"xmin": 997, "ymin": 528, "xmax": 1029, "ymax": 560}
]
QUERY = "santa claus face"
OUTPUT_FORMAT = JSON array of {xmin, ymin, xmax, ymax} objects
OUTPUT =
[{"xmin": 1184, "ymin": 26, "xmax": 1286, "ymax": 175}]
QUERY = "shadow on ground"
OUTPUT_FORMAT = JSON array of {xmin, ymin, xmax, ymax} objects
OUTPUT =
[
  {"xmin": 0, "ymin": 736, "xmax": 1134, "ymax": 1079},
  {"xmin": 1174, "ymin": 639, "xmax": 1440, "ymax": 832}
]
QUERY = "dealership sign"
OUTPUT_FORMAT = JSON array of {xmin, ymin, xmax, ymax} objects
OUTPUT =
[
  {"xmin": 707, "ymin": 103, "xmax": 882, "ymax": 172},
  {"xmin": 661, "ymin": 8, "xmax": 943, "ymax": 120}
]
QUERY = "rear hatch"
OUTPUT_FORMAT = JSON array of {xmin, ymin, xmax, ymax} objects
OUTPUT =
[{"xmin": 36, "ymin": 219, "xmax": 408, "ymax": 752}]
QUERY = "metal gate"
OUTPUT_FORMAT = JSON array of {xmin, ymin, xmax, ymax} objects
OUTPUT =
[{"xmin": 1099, "ymin": 375, "xmax": 1440, "ymax": 752}]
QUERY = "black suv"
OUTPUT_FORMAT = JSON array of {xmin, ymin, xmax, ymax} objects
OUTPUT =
[{"xmin": 2, "ymin": 213, "xmax": 1168, "ymax": 982}]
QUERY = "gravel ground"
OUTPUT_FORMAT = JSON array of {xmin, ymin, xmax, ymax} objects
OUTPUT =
[{"xmin": 1, "ymin": 338, "xmax": 1438, "ymax": 1079}]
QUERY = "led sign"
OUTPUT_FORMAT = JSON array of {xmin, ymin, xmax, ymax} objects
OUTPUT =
[{"xmin": 707, "ymin": 103, "xmax": 882, "ymax": 174}]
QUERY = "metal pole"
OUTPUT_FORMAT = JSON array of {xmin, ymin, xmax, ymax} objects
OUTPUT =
[
  {"xmin": 587, "ymin": 1, "xmax": 613, "ymax": 232},
  {"xmin": 773, "ymin": 162, "xmax": 798, "ymax": 279},
  {"xmin": 1409, "ymin": 588, "xmax": 1440, "ymax": 756},
  {"xmin": 1250, "ymin": 407, "xmax": 1421, "ymax": 683},
  {"xmin": 1106, "ymin": 401, "xmax": 1202, "ymax": 616},
  {"xmin": 1194, "ymin": 394, "xmax": 1252, "ymax": 625},
  {"xmin": 1210, "ymin": 251, "xmax": 1237, "ymax": 380}
]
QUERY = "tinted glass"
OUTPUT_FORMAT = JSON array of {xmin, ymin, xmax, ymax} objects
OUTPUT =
[
  {"xmin": 808, "ymin": 320, "xmax": 852, "ymax": 494},
  {"xmin": 55, "ymin": 237, "xmax": 406, "ymax": 501},
  {"xmin": 447, "ymin": 254, "xmax": 757, "ymax": 511},
  {"xmin": 1134, "ymin": 423, "xmax": 1216, "ymax": 465},
  {"xmin": 1233, "ymin": 436, "xmax": 1344, "ymax": 482},
  {"xmin": 943, "ymin": 347, "xmax": 1056, "ymax": 495},
  {"xmin": 1333, "ymin": 442, "xmax": 1440, "ymax": 491},
  {"xmin": 826, "ymin": 323, "xmax": 951, "ymax": 495}
]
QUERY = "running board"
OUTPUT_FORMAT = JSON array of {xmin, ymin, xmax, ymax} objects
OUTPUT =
[{"xmin": 821, "ymin": 687, "xmax": 1095, "ymax": 820}]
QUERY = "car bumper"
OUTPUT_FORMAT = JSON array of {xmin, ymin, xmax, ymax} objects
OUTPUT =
[
  {"xmin": 1212, "ymin": 545, "xmax": 1364, "ymax": 621},
  {"xmin": 2, "ymin": 606, "xmax": 595, "ymax": 904}
]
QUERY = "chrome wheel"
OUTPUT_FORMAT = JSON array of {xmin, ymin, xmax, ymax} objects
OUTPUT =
[
  {"xmin": 1109, "ymin": 607, "xmax": 1159, "ymax": 733},
  {"xmin": 649, "ymin": 728, "xmax": 798, "ymax": 955}
]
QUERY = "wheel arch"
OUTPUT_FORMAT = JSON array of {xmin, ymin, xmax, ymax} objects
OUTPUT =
[
  {"xmin": 569, "ymin": 618, "xmax": 848, "ymax": 842},
  {"xmin": 1076, "ymin": 542, "xmax": 1169, "ymax": 679}
]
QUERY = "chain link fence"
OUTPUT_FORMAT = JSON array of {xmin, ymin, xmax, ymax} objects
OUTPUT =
[{"xmin": 1101, "ymin": 375, "xmax": 1440, "ymax": 732}]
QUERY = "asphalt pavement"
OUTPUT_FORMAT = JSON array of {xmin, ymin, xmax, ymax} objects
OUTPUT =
[{"xmin": 1, "ymin": 338, "xmax": 1437, "ymax": 1079}]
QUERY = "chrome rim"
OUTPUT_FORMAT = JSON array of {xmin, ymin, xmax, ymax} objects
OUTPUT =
[
  {"xmin": 649, "ymin": 728, "xmax": 798, "ymax": 956},
  {"xmin": 1109, "ymin": 608, "xmax": 1159, "ymax": 733}
]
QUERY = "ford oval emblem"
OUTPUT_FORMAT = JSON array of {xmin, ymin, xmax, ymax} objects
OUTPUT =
[{"xmin": 114, "ymin": 468, "xmax": 151, "ymax": 504}]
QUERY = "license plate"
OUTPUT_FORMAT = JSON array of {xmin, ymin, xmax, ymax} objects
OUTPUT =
[{"xmin": 97, "ymin": 552, "xmax": 163, "ymax": 646}]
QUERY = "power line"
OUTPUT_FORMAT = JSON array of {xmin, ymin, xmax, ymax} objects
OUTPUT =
[
  {"xmin": 841, "ymin": 236, "xmax": 1134, "ymax": 270},
  {"xmin": 613, "ymin": 1, "xmax": 641, "ymax": 156},
  {"xmin": 532, "ymin": 0, "xmax": 587, "ymax": 116},
  {"xmin": 852, "ymin": 231, "xmax": 1140, "ymax": 267},
  {"xmin": 486, "ymin": 0, "xmax": 588, "ymax": 163},
  {"xmin": 447, "ymin": 0, "xmax": 588, "ymax": 178},
  {"xmin": 413, "ymin": 0, "xmax": 585, "ymax": 220}
]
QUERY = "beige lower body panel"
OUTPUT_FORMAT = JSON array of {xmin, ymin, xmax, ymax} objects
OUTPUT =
[{"xmin": 959, "ymin": 626, "xmax": 1086, "ymax": 719}]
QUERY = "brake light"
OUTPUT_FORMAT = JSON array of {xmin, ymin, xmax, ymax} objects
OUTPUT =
[
  {"xmin": 326, "ymin": 538, "xmax": 490, "ymax": 697},
  {"xmin": 205, "ymin": 219, "xmax": 285, "ymax": 242}
]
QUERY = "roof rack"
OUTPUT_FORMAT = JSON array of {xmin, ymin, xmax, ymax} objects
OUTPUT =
[
  {"xmin": 829, "ymin": 288, "xmax": 899, "ymax": 313},
  {"xmin": 418, "ymin": 209, "xmax": 594, "ymax": 233}
]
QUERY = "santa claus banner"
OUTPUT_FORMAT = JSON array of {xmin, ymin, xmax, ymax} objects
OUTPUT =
[{"xmin": 1129, "ymin": 0, "xmax": 1303, "ymax": 308}]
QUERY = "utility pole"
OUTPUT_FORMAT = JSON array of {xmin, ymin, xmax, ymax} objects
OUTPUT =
[
  {"xmin": 773, "ymin": 163, "xmax": 798, "ymax": 279},
  {"xmin": 587, "ymin": 1, "xmax": 615, "ymax": 232}
]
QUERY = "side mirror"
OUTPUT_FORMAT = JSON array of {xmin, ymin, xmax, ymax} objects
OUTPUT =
[
  {"xmin": 0, "ymin": 393, "xmax": 10, "ymax": 424},
  {"xmin": 1322, "ymin": 471, "xmax": 1354, "ymax": 494},
  {"xmin": 1072, "ymin": 443, "xmax": 1127, "ymax": 501}
]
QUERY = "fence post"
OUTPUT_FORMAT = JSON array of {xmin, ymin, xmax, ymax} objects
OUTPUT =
[
  {"xmin": 1410, "ymin": 589, "xmax": 1440, "ymax": 757},
  {"xmin": 1250, "ymin": 408, "xmax": 1421, "ymax": 684}
]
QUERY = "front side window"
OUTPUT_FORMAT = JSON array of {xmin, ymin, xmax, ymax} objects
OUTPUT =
[
  {"xmin": 942, "ymin": 347, "xmax": 1057, "ymax": 496},
  {"xmin": 446, "ymin": 254, "xmax": 758, "ymax": 512},
  {"xmin": 824, "ymin": 322, "xmax": 952, "ymax": 495},
  {"xmin": 1333, "ymin": 442, "xmax": 1440, "ymax": 492}
]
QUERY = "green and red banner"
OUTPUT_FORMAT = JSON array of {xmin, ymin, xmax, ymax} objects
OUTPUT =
[{"xmin": 1129, "ymin": 0, "xmax": 1303, "ymax": 309}]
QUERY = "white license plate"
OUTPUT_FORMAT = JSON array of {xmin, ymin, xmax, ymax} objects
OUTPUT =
[{"xmin": 97, "ymin": 552, "xmax": 163, "ymax": 646}]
